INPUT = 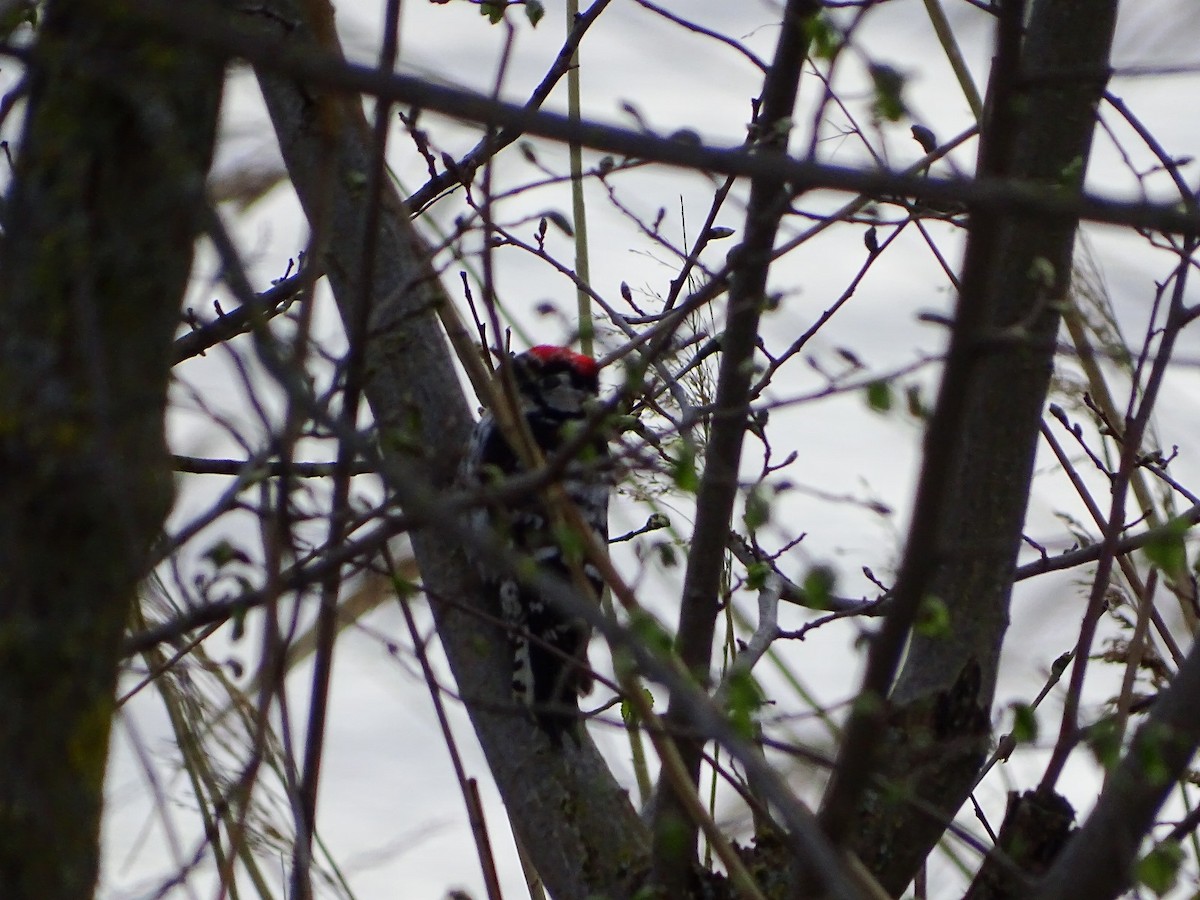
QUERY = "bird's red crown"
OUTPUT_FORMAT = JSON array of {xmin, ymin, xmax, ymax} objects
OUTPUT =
[{"xmin": 527, "ymin": 344, "xmax": 600, "ymax": 378}]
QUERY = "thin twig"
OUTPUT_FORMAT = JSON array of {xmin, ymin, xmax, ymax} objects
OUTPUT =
[
  {"xmin": 173, "ymin": 264, "xmax": 319, "ymax": 363},
  {"xmin": 714, "ymin": 574, "xmax": 782, "ymax": 704},
  {"xmin": 1041, "ymin": 238, "xmax": 1197, "ymax": 791},
  {"xmin": 171, "ymin": 455, "xmax": 373, "ymax": 477},
  {"xmin": 394, "ymin": 547, "xmax": 503, "ymax": 900},
  {"xmin": 404, "ymin": 0, "xmax": 614, "ymax": 214}
]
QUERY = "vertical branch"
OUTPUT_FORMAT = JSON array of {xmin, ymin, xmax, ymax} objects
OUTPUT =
[
  {"xmin": 818, "ymin": 0, "xmax": 1122, "ymax": 892},
  {"xmin": 566, "ymin": 0, "xmax": 594, "ymax": 355},
  {"xmin": 290, "ymin": 1, "xmax": 404, "ymax": 894},
  {"xmin": 921, "ymin": 0, "xmax": 983, "ymax": 120},
  {"xmin": 393, "ymin": 545, "xmax": 504, "ymax": 900},
  {"xmin": 1032, "ymin": 575, "xmax": 1200, "ymax": 899},
  {"xmin": 649, "ymin": 0, "xmax": 820, "ymax": 891},
  {"xmin": 819, "ymin": 0, "xmax": 1027, "ymax": 847}
]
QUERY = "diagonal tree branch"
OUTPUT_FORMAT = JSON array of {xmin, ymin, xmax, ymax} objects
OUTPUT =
[
  {"xmin": 403, "ymin": 0, "xmax": 613, "ymax": 215},
  {"xmin": 173, "ymin": 265, "xmax": 319, "ymax": 364},
  {"xmin": 238, "ymin": 1, "xmax": 648, "ymax": 897}
]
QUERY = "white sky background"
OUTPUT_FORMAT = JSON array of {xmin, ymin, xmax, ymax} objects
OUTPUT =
[{"xmin": 72, "ymin": 0, "xmax": 1200, "ymax": 898}]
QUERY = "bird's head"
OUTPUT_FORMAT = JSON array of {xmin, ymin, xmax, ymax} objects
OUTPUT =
[{"xmin": 511, "ymin": 345, "xmax": 601, "ymax": 418}]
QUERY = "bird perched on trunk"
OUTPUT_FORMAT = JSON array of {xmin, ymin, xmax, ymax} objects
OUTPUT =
[{"xmin": 460, "ymin": 345, "xmax": 610, "ymax": 744}]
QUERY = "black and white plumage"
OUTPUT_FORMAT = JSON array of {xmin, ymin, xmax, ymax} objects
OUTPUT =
[{"xmin": 461, "ymin": 345, "xmax": 610, "ymax": 743}]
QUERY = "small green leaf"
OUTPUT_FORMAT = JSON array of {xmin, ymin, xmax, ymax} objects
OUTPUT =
[
  {"xmin": 745, "ymin": 561, "xmax": 772, "ymax": 591},
  {"xmin": 1134, "ymin": 723, "xmax": 1174, "ymax": 787},
  {"xmin": 804, "ymin": 14, "xmax": 841, "ymax": 60},
  {"xmin": 1137, "ymin": 841, "xmax": 1184, "ymax": 897},
  {"xmin": 654, "ymin": 813, "xmax": 691, "ymax": 860},
  {"xmin": 1010, "ymin": 702, "xmax": 1039, "ymax": 744},
  {"xmin": 866, "ymin": 380, "xmax": 892, "ymax": 413},
  {"xmin": 480, "ymin": 0, "xmax": 506, "ymax": 24},
  {"xmin": 1086, "ymin": 716, "xmax": 1122, "ymax": 771},
  {"xmin": 391, "ymin": 576, "xmax": 420, "ymax": 600},
  {"xmin": 620, "ymin": 687, "xmax": 654, "ymax": 725},
  {"xmin": 724, "ymin": 669, "xmax": 764, "ymax": 739},
  {"xmin": 525, "ymin": 0, "xmax": 544, "ymax": 27},
  {"xmin": 670, "ymin": 448, "xmax": 700, "ymax": 493},
  {"xmin": 869, "ymin": 64, "xmax": 908, "ymax": 122},
  {"xmin": 915, "ymin": 595, "xmax": 950, "ymax": 638},
  {"xmin": 629, "ymin": 610, "xmax": 674, "ymax": 656},
  {"xmin": 802, "ymin": 565, "xmax": 837, "ymax": 610},
  {"xmin": 743, "ymin": 486, "xmax": 771, "ymax": 531},
  {"xmin": 1028, "ymin": 256, "xmax": 1056, "ymax": 288},
  {"xmin": 1143, "ymin": 517, "xmax": 1190, "ymax": 575}
]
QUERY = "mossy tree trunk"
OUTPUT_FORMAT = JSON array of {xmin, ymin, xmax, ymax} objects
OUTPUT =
[{"xmin": 0, "ymin": 4, "xmax": 226, "ymax": 896}]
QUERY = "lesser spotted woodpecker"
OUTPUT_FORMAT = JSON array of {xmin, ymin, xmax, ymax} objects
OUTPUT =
[{"xmin": 461, "ymin": 345, "xmax": 609, "ymax": 743}]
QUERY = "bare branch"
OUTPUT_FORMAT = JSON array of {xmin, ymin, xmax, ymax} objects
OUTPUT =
[{"xmin": 78, "ymin": 0, "xmax": 1200, "ymax": 237}]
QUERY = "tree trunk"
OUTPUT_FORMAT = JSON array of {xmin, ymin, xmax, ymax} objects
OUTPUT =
[
  {"xmin": 242, "ymin": 2, "xmax": 649, "ymax": 897},
  {"xmin": 0, "ymin": 3, "xmax": 226, "ymax": 897},
  {"xmin": 825, "ymin": 0, "xmax": 1119, "ymax": 892}
]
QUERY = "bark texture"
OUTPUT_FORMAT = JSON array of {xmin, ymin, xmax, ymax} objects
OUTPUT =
[
  {"xmin": 1031, "ymin": 636, "xmax": 1200, "ymax": 900},
  {"xmin": 825, "ymin": 0, "xmax": 1120, "ymax": 892},
  {"xmin": 0, "ymin": 4, "xmax": 226, "ymax": 897},
  {"xmin": 964, "ymin": 789, "xmax": 1075, "ymax": 900}
]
